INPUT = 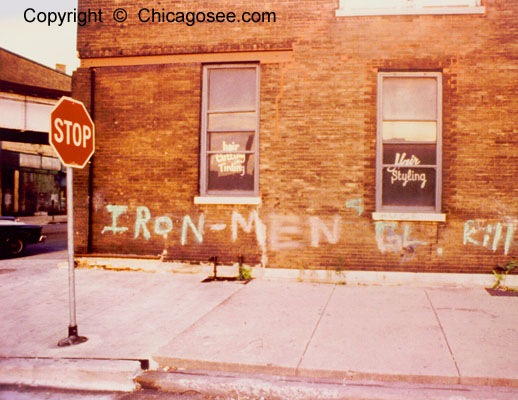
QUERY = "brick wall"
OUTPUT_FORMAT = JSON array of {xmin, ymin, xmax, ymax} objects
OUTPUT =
[
  {"xmin": 0, "ymin": 48, "xmax": 71, "ymax": 94},
  {"xmin": 73, "ymin": 0, "xmax": 518, "ymax": 273}
]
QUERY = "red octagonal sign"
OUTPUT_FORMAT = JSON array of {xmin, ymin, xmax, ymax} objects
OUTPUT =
[{"xmin": 50, "ymin": 97, "xmax": 95, "ymax": 169}]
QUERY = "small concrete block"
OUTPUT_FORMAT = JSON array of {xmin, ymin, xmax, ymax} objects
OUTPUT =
[
  {"xmin": 426, "ymin": 288, "xmax": 518, "ymax": 386},
  {"xmin": 0, "ymin": 358, "xmax": 141, "ymax": 392}
]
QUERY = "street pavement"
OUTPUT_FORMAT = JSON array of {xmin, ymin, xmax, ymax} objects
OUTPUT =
[{"xmin": 1, "ymin": 239, "xmax": 518, "ymax": 399}]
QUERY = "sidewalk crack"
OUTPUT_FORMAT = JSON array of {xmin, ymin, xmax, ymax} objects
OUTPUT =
[
  {"xmin": 425, "ymin": 289, "xmax": 461, "ymax": 379},
  {"xmin": 167, "ymin": 283, "xmax": 249, "ymax": 342},
  {"xmin": 295, "ymin": 285, "xmax": 336, "ymax": 374}
]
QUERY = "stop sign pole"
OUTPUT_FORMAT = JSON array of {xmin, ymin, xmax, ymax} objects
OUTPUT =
[
  {"xmin": 50, "ymin": 96, "xmax": 95, "ymax": 347},
  {"xmin": 60, "ymin": 166, "xmax": 84, "ymax": 347}
]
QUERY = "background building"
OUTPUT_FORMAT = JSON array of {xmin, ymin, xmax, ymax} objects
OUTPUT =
[
  {"xmin": 73, "ymin": 0, "xmax": 517, "ymax": 273},
  {"xmin": 0, "ymin": 48, "xmax": 70, "ymax": 216}
]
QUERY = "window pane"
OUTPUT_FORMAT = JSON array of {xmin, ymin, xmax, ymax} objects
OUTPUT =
[
  {"xmin": 208, "ymin": 154, "xmax": 255, "ymax": 191},
  {"xmin": 208, "ymin": 68, "xmax": 256, "ymax": 111},
  {"xmin": 208, "ymin": 112, "xmax": 256, "ymax": 131},
  {"xmin": 209, "ymin": 133, "xmax": 255, "ymax": 151},
  {"xmin": 382, "ymin": 167, "xmax": 436, "ymax": 207},
  {"xmin": 383, "ymin": 144, "xmax": 436, "ymax": 165},
  {"xmin": 382, "ymin": 121, "xmax": 437, "ymax": 142},
  {"xmin": 382, "ymin": 77, "xmax": 437, "ymax": 120}
]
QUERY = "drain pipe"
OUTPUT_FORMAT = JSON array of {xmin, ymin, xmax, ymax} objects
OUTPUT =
[{"xmin": 87, "ymin": 67, "xmax": 95, "ymax": 253}]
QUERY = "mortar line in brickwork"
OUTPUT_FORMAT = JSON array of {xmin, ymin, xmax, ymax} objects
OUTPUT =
[
  {"xmin": 424, "ymin": 289, "xmax": 461, "ymax": 379},
  {"xmin": 295, "ymin": 285, "xmax": 336, "ymax": 373}
]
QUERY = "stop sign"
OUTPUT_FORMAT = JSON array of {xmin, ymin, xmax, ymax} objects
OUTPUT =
[{"xmin": 50, "ymin": 97, "xmax": 95, "ymax": 169}]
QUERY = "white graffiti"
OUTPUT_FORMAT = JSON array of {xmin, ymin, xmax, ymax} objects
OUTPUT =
[
  {"xmin": 231, "ymin": 210, "xmax": 267, "ymax": 265},
  {"xmin": 309, "ymin": 215, "xmax": 341, "ymax": 247},
  {"xmin": 375, "ymin": 221, "xmax": 427, "ymax": 258},
  {"xmin": 268, "ymin": 214, "xmax": 304, "ymax": 251},
  {"xmin": 463, "ymin": 219, "xmax": 515, "ymax": 255},
  {"xmin": 101, "ymin": 205, "xmax": 129, "ymax": 234},
  {"xmin": 209, "ymin": 224, "xmax": 227, "ymax": 231},
  {"xmin": 97, "ymin": 202, "xmax": 518, "ymax": 267},
  {"xmin": 135, "ymin": 206, "xmax": 152, "ymax": 240},
  {"xmin": 181, "ymin": 215, "xmax": 205, "ymax": 245},
  {"xmin": 101, "ymin": 199, "xmax": 434, "ymax": 264}
]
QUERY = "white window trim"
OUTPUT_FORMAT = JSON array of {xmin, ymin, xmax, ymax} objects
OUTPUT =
[
  {"xmin": 373, "ymin": 212, "xmax": 446, "ymax": 222},
  {"xmin": 376, "ymin": 71, "xmax": 443, "ymax": 215},
  {"xmin": 336, "ymin": 0, "xmax": 485, "ymax": 16},
  {"xmin": 194, "ymin": 196, "xmax": 261, "ymax": 205},
  {"xmin": 199, "ymin": 64, "xmax": 260, "ymax": 198}
]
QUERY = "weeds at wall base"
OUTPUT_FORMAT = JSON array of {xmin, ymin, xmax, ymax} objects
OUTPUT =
[{"xmin": 489, "ymin": 257, "xmax": 518, "ymax": 294}]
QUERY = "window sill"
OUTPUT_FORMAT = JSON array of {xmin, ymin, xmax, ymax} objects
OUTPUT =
[
  {"xmin": 194, "ymin": 196, "xmax": 261, "ymax": 205},
  {"xmin": 336, "ymin": 7, "xmax": 485, "ymax": 17},
  {"xmin": 372, "ymin": 212, "xmax": 446, "ymax": 222}
]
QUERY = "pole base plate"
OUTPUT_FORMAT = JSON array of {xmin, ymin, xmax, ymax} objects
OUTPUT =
[{"xmin": 57, "ymin": 326, "xmax": 88, "ymax": 347}]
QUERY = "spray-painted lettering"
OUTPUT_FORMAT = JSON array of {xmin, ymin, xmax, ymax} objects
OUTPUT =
[
  {"xmin": 181, "ymin": 215, "xmax": 205, "ymax": 245},
  {"xmin": 463, "ymin": 220, "xmax": 515, "ymax": 255},
  {"xmin": 375, "ymin": 221, "xmax": 428, "ymax": 259},
  {"xmin": 101, "ymin": 199, "xmax": 434, "ymax": 264},
  {"xmin": 231, "ymin": 210, "xmax": 267, "ymax": 265},
  {"xmin": 101, "ymin": 205, "xmax": 129, "ymax": 234}
]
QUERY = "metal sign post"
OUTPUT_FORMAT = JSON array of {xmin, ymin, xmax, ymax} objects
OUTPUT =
[
  {"xmin": 58, "ymin": 167, "xmax": 87, "ymax": 346},
  {"xmin": 50, "ymin": 97, "xmax": 94, "ymax": 347}
]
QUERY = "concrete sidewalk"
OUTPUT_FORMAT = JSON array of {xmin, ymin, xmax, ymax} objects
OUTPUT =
[{"xmin": 1, "ymin": 256, "xmax": 518, "ymax": 397}]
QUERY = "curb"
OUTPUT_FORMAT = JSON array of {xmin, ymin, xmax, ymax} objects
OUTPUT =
[
  {"xmin": 0, "ymin": 357, "xmax": 141, "ymax": 392},
  {"xmin": 137, "ymin": 369, "xmax": 518, "ymax": 400},
  {"xmin": 73, "ymin": 256, "xmax": 518, "ymax": 288},
  {"xmin": 150, "ymin": 356, "xmax": 518, "ymax": 389}
]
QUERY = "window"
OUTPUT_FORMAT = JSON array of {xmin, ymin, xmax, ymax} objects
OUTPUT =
[
  {"xmin": 199, "ymin": 64, "xmax": 259, "ymax": 198},
  {"xmin": 336, "ymin": 0, "xmax": 485, "ymax": 16},
  {"xmin": 376, "ymin": 72, "xmax": 442, "ymax": 215}
]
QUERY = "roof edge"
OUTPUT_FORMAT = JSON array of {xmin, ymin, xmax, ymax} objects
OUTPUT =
[{"xmin": 0, "ymin": 46, "xmax": 72, "ymax": 78}]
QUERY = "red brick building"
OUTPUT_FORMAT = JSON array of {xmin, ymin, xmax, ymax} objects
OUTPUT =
[
  {"xmin": 73, "ymin": 0, "xmax": 517, "ymax": 273},
  {"xmin": 0, "ymin": 48, "xmax": 70, "ymax": 216}
]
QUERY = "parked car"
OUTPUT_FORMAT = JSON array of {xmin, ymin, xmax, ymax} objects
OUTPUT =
[
  {"xmin": 0, "ymin": 216, "xmax": 18, "ymax": 221},
  {"xmin": 0, "ymin": 219, "xmax": 46, "ymax": 256}
]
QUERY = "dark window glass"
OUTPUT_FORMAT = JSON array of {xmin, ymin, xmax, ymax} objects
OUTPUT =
[
  {"xmin": 378, "ymin": 73, "xmax": 441, "ymax": 211},
  {"xmin": 202, "ymin": 65, "xmax": 258, "ymax": 195},
  {"xmin": 382, "ymin": 167, "xmax": 436, "ymax": 207},
  {"xmin": 209, "ymin": 133, "xmax": 255, "ymax": 152},
  {"xmin": 383, "ymin": 144, "xmax": 436, "ymax": 165},
  {"xmin": 207, "ymin": 154, "xmax": 255, "ymax": 191}
]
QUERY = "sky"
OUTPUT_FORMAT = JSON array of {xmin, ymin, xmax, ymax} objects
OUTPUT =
[{"xmin": 1, "ymin": 1, "xmax": 80, "ymax": 75}]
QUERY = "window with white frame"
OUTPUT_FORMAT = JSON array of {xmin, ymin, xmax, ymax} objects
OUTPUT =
[
  {"xmin": 336, "ymin": 0, "xmax": 485, "ymax": 16},
  {"xmin": 376, "ymin": 72, "xmax": 442, "ymax": 213},
  {"xmin": 200, "ymin": 64, "xmax": 259, "ymax": 197}
]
